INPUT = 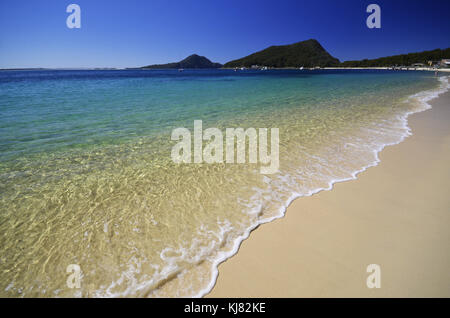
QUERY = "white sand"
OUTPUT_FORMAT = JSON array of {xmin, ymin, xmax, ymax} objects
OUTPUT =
[{"xmin": 208, "ymin": 91, "xmax": 450, "ymax": 297}]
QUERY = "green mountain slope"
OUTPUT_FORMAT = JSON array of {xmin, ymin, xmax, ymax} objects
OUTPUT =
[
  {"xmin": 224, "ymin": 39, "xmax": 340, "ymax": 68},
  {"xmin": 340, "ymin": 48, "xmax": 450, "ymax": 67}
]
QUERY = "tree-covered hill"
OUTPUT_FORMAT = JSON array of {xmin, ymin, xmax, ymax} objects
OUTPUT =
[
  {"xmin": 224, "ymin": 39, "xmax": 340, "ymax": 68},
  {"xmin": 340, "ymin": 48, "xmax": 450, "ymax": 67},
  {"xmin": 142, "ymin": 54, "xmax": 222, "ymax": 69}
]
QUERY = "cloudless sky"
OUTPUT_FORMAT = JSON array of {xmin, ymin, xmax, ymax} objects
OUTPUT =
[{"xmin": 0, "ymin": 0, "xmax": 449, "ymax": 68}]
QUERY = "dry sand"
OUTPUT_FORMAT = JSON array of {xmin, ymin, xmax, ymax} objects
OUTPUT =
[{"xmin": 208, "ymin": 91, "xmax": 450, "ymax": 298}]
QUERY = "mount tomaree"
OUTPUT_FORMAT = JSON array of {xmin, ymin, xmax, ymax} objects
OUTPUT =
[{"xmin": 224, "ymin": 39, "xmax": 340, "ymax": 68}]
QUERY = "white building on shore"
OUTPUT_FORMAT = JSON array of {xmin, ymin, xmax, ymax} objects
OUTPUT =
[{"xmin": 440, "ymin": 59, "xmax": 450, "ymax": 68}]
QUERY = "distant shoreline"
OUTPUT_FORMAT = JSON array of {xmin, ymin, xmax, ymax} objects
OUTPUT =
[
  {"xmin": 325, "ymin": 67, "xmax": 450, "ymax": 72},
  {"xmin": 2, "ymin": 67, "xmax": 450, "ymax": 72},
  {"xmin": 0, "ymin": 68, "xmax": 121, "ymax": 71}
]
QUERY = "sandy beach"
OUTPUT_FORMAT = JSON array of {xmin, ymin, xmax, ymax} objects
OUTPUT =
[{"xmin": 208, "ymin": 90, "xmax": 450, "ymax": 298}]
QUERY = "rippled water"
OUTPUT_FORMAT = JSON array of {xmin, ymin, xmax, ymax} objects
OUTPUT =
[{"xmin": 0, "ymin": 69, "xmax": 445, "ymax": 297}]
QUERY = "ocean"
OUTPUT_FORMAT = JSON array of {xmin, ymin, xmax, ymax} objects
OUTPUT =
[{"xmin": 0, "ymin": 69, "xmax": 447, "ymax": 297}]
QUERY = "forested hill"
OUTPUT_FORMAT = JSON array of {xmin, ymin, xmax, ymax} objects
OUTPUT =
[
  {"xmin": 224, "ymin": 39, "xmax": 340, "ymax": 68},
  {"xmin": 340, "ymin": 48, "xmax": 450, "ymax": 67},
  {"xmin": 142, "ymin": 54, "xmax": 222, "ymax": 69}
]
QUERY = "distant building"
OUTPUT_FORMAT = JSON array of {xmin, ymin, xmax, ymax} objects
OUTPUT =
[
  {"xmin": 440, "ymin": 59, "xmax": 450, "ymax": 68},
  {"xmin": 412, "ymin": 63, "xmax": 425, "ymax": 67},
  {"xmin": 425, "ymin": 60, "xmax": 442, "ymax": 67}
]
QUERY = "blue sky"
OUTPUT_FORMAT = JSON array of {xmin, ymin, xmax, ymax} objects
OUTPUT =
[{"xmin": 0, "ymin": 0, "xmax": 449, "ymax": 68}]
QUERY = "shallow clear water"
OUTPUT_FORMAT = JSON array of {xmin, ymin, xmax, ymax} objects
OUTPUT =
[{"xmin": 0, "ymin": 69, "xmax": 444, "ymax": 297}]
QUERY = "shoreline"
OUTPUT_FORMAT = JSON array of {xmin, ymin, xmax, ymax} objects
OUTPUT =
[
  {"xmin": 324, "ymin": 67, "xmax": 450, "ymax": 73},
  {"xmin": 221, "ymin": 67, "xmax": 450, "ymax": 72},
  {"xmin": 207, "ymin": 78, "xmax": 450, "ymax": 297},
  {"xmin": 3, "ymin": 68, "xmax": 449, "ymax": 72}
]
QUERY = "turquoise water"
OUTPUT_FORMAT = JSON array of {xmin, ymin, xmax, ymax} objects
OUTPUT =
[{"xmin": 0, "ymin": 69, "xmax": 445, "ymax": 297}]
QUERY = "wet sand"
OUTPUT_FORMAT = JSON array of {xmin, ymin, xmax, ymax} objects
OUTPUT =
[{"xmin": 208, "ymin": 91, "xmax": 450, "ymax": 297}]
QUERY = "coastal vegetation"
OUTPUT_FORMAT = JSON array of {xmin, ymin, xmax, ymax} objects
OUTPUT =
[{"xmin": 341, "ymin": 48, "xmax": 450, "ymax": 67}]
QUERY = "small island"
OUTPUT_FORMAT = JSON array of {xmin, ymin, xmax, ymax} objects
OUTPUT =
[{"xmin": 141, "ymin": 54, "xmax": 222, "ymax": 69}]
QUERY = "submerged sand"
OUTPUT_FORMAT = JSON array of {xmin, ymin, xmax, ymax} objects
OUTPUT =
[{"xmin": 208, "ymin": 91, "xmax": 450, "ymax": 297}]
